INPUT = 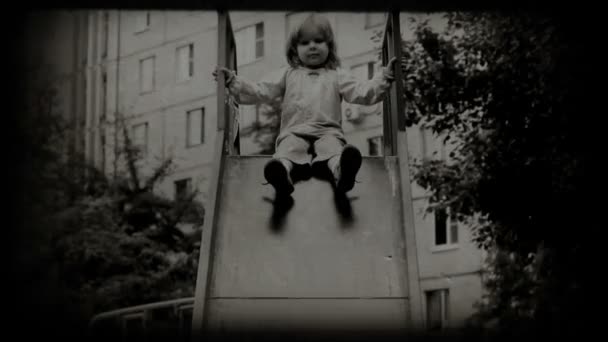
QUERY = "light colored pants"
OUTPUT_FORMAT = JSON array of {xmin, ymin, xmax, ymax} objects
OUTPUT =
[{"xmin": 273, "ymin": 133, "xmax": 346, "ymax": 166}]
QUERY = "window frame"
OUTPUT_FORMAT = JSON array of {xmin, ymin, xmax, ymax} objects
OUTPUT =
[
  {"xmin": 364, "ymin": 13, "xmax": 386, "ymax": 29},
  {"xmin": 431, "ymin": 208, "xmax": 459, "ymax": 252},
  {"xmin": 234, "ymin": 22, "xmax": 265, "ymax": 66},
  {"xmin": 186, "ymin": 108, "xmax": 205, "ymax": 148},
  {"xmin": 131, "ymin": 122, "xmax": 149, "ymax": 157},
  {"xmin": 176, "ymin": 43, "xmax": 195, "ymax": 83},
  {"xmin": 254, "ymin": 23, "xmax": 264, "ymax": 59},
  {"xmin": 239, "ymin": 104, "xmax": 261, "ymax": 127},
  {"xmin": 101, "ymin": 71, "xmax": 107, "ymax": 117},
  {"xmin": 350, "ymin": 61, "xmax": 375, "ymax": 80},
  {"xmin": 420, "ymin": 126, "xmax": 448, "ymax": 161},
  {"xmin": 139, "ymin": 55, "xmax": 156, "ymax": 94},
  {"xmin": 135, "ymin": 11, "xmax": 151, "ymax": 33},
  {"xmin": 101, "ymin": 11, "xmax": 109, "ymax": 59},
  {"xmin": 174, "ymin": 178, "xmax": 192, "ymax": 201},
  {"xmin": 425, "ymin": 289, "xmax": 449, "ymax": 331},
  {"xmin": 367, "ymin": 136, "xmax": 384, "ymax": 156}
]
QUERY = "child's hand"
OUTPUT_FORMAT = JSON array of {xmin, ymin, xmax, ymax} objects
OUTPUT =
[
  {"xmin": 212, "ymin": 66, "xmax": 236, "ymax": 85},
  {"xmin": 383, "ymin": 57, "xmax": 397, "ymax": 82}
]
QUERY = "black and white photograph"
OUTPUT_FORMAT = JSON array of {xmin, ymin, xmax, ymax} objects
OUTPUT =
[{"xmin": 9, "ymin": 2, "xmax": 598, "ymax": 341}]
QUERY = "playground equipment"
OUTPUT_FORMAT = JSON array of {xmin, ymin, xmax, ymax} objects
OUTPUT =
[
  {"xmin": 88, "ymin": 11, "xmax": 424, "ymax": 341},
  {"xmin": 191, "ymin": 10, "xmax": 423, "ymax": 340}
]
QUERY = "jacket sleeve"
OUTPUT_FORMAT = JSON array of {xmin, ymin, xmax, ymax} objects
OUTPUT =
[
  {"xmin": 227, "ymin": 67, "xmax": 288, "ymax": 105},
  {"xmin": 337, "ymin": 66, "xmax": 393, "ymax": 105}
]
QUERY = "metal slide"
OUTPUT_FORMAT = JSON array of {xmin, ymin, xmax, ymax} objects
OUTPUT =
[{"xmin": 190, "ymin": 11, "xmax": 423, "ymax": 340}]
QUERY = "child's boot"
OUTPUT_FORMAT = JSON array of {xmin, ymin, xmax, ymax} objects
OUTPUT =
[
  {"xmin": 333, "ymin": 145, "xmax": 362, "ymax": 193},
  {"xmin": 264, "ymin": 159, "xmax": 294, "ymax": 196}
]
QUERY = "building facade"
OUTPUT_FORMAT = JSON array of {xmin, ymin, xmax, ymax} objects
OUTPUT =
[{"xmin": 28, "ymin": 10, "xmax": 486, "ymax": 331}]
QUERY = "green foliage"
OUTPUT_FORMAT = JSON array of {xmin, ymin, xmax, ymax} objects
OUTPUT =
[
  {"xmin": 18, "ymin": 78, "xmax": 204, "ymax": 325},
  {"xmin": 238, "ymin": 96, "xmax": 282, "ymax": 154},
  {"xmin": 401, "ymin": 12, "xmax": 589, "ymax": 336},
  {"xmin": 47, "ymin": 124, "xmax": 205, "ymax": 315}
]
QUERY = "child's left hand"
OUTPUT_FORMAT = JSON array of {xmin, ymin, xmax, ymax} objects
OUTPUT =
[
  {"xmin": 213, "ymin": 66, "xmax": 236, "ymax": 86},
  {"xmin": 384, "ymin": 57, "xmax": 397, "ymax": 82}
]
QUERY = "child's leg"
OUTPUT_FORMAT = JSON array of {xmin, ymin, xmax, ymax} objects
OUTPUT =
[
  {"xmin": 265, "ymin": 134, "xmax": 312, "ymax": 195},
  {"xmin": 333, "ymin": 144, "xmax": 362, "ymax": 192},
  {"xmin": 327, "ymin": 154, "xmax": 340, "ymax": 176},
  {"xmin": 311, "ymin": 134, "xmax": 344, "ymax": 176},
  {"xmin": 264, "ymin": 159, "xmax": 294, "ymax": 195},
  {"xmin": 273, "ymin": 134, "xmax": 313, "ymax": 166},
  {"xmin": 312, "ymin": 135, "xmax": 362, "ymax": 192}
]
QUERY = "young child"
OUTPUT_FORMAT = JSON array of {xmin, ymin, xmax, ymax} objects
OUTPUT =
[{"xmin": 214, "ymin": 13, "xmax": 396, "ymax": 196}]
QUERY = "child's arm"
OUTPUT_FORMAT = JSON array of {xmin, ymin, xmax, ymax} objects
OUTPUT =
[
  {"xmin": 338, "ymin": 57, "xmax": 397, "ymax": 105},
  {"xmin": 213, "ymin": 67, "xmax": 287, "ymax": 105}
]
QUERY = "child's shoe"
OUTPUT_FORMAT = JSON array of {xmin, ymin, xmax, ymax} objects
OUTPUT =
[
  {"xmin": 264, "ymin": 159, "xmax": 294, "ymax": 196},
  {"xmin": 334, "ymin": 145, "xmax": 362, "ymax": 193}
]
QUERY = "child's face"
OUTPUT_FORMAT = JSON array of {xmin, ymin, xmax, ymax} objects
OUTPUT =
[{"xmin": 296, "ymin": 27, "xmax": 329, "ymax": 68}]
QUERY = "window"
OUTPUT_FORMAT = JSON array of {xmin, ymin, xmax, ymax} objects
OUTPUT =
[
  {"xmin": 176, "ymin": 44, "xmax": 194, "ymax": 82},
  {"xmin": 135, "ymin": 11, "xmax": 151, "ymax": 33},
  {"xmin": 368, "ymin": 136, "xmax": 383, "ymax": 156},
  {"xmin": 235, "ymin": 23, "xmax": 264, "ymax": 66},
  {"xmin": 132, "ymin": 122, "xmax": 148, "ymax": 156},
  {"xmin": 420, "ymin": 127, "xmax": 431, "ymax": 159},
  {"xmin": 349, "ymin": 62, "xmax": 381, "ymax": 120},
  {"xmin": 420, "ymin": 127, "xmax": 447, "ymax": 161},
  {"xmin": 365, "ymin": 13, "xmax": 386, "ymax": 29},
  {"xmin": 239, "ymin": 104, "xmax": 260, "ymax": 126},
  {"xmin": 255, "ymin": 24, "xmax": 264, "ymax": 60},
  {"xmin": 434, "ymin": 208, "xmax": 458, "ymax": 247},
  {"xmin": 286, "ymin": 12, "xmax": 337, "ymax": 40},
  {"xmin": 139, "ymin": 56, "xmax": 155, "ymax": 93},
  {"xmin": 351, "ymin": 62, "xmax": 375, "ymax": 81},
  {"xmin": 186, "ymin": 108, "xmax": 204, "ymax": 147},
  {"xmin": 99, "ymin": 71, "xmax": 106, "ymax": 165},
  {"xmin": 174, "ymin": 178, "xmax": 192, "ymax": 201},
  {"xmin": 101, "ymin": 71, "xmax": 107, "ymax": 117},
  {"xmin": 425, "ymin": 289, "xmax": 449, "ymax": 331},
  {"xmin": 286, "ymin": 12, "xmax": 309, "ymax": 39},
  {"xmin": 102, "ymin": 11, "xmax": 109, "ymax": 59}
]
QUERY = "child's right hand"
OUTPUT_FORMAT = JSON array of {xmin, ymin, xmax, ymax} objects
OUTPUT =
[{"xmin": 212, "ymin": 66, "xmax": 236, "ymax": 85}]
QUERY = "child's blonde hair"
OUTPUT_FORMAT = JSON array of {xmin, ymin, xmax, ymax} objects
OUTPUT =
[{"xmin": 285, "ymin": 13, "xmax": 341, "ymax": 69}]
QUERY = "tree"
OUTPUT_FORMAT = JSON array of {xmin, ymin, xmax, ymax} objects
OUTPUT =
[
  {"xmin": 239, "ymin": 102, "xmax": 282, "ymax": 155},
  {"xmin": 399, "ymin": 12, "xmax": 595, "ymax": 337},
  {"xmin": 14, "ymin": 73, "xmax": 205, "ymax": 338},
  {"xmin": 50, "ymin": 114, "xmax": 205, "ymax": 316}
]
